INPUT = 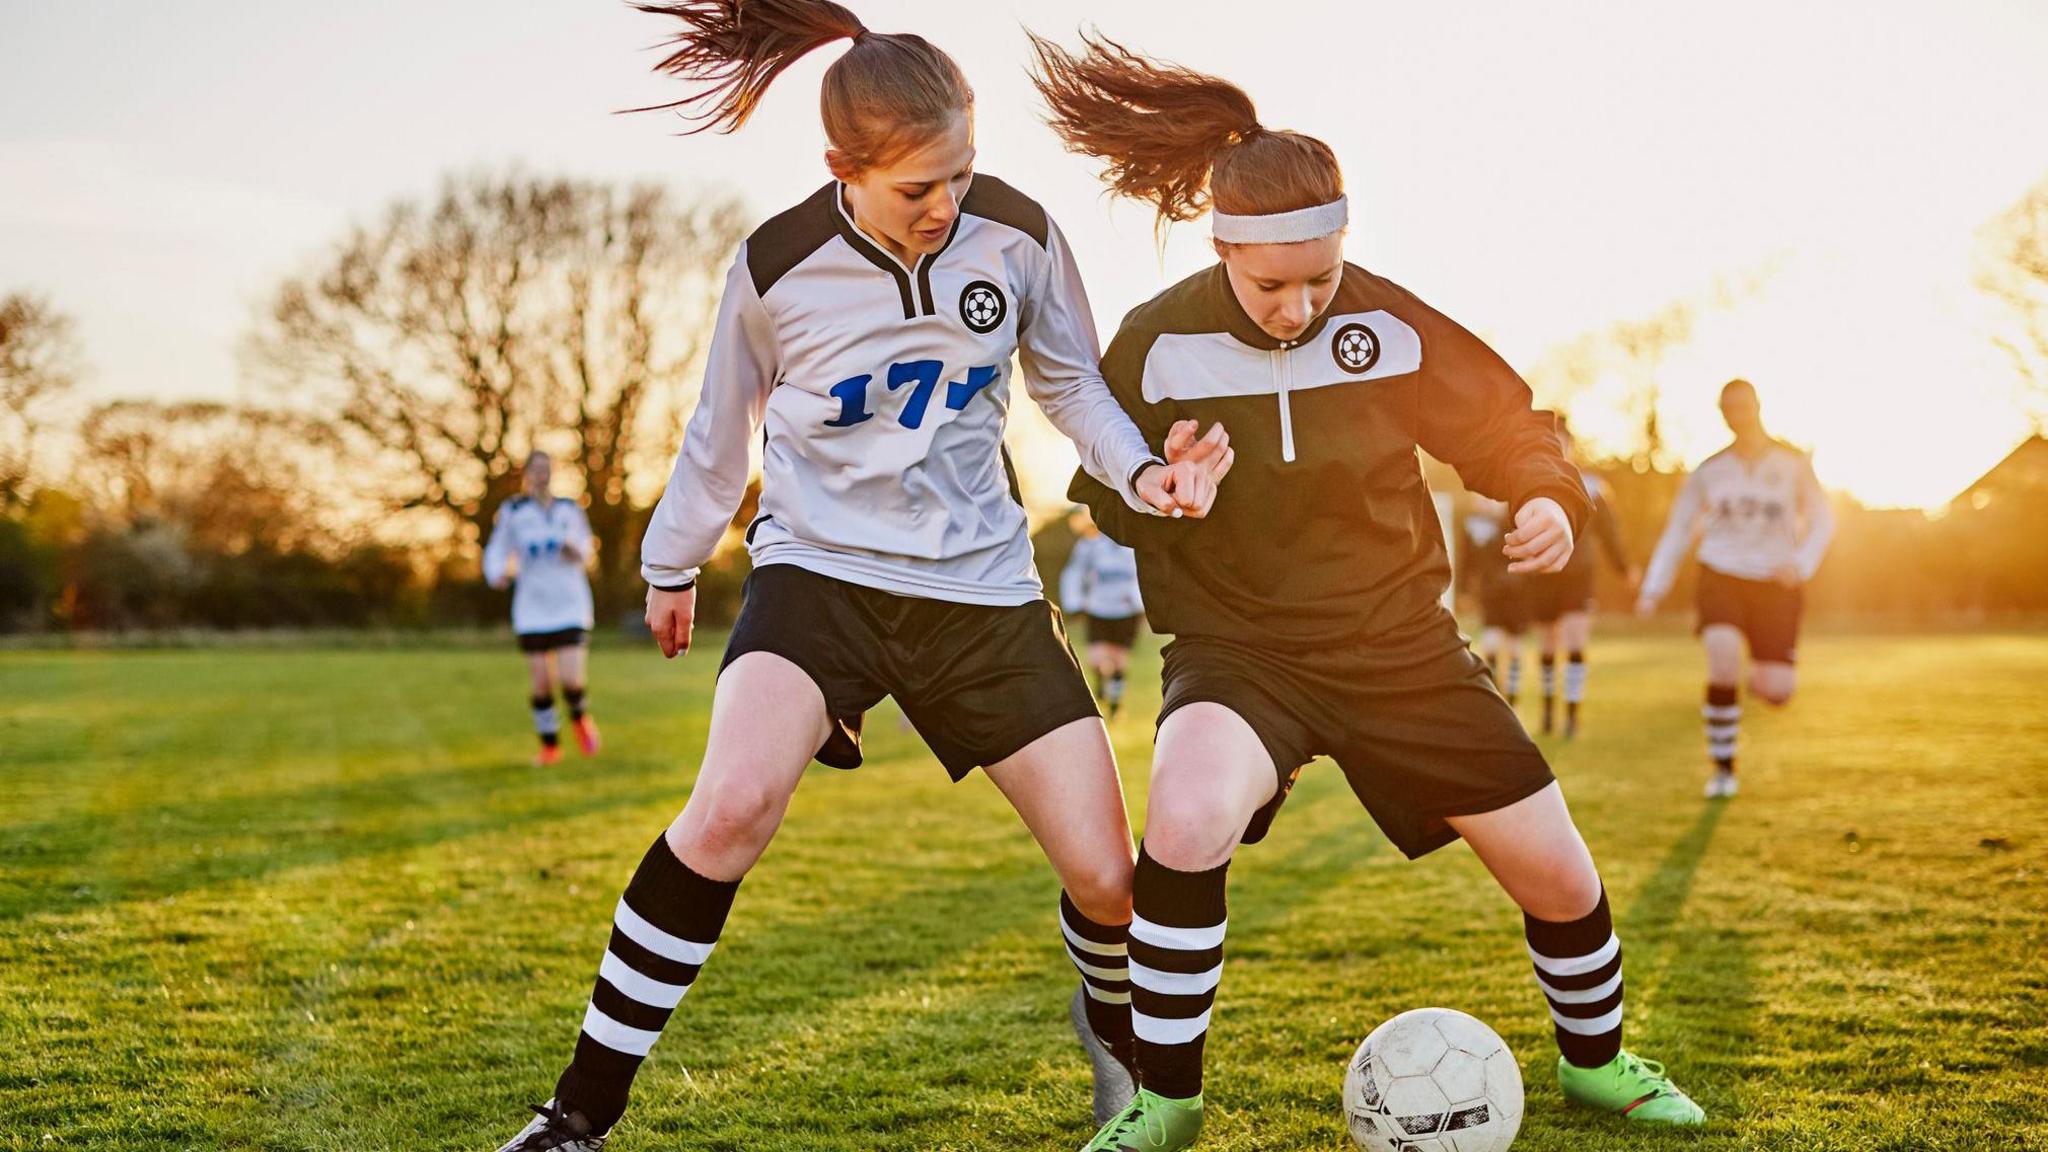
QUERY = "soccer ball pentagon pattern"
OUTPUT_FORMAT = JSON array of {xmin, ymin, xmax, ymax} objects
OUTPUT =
[{"xmin": 1345, "ymin": 1008, "xmax": 1523, "ymax": 1152}]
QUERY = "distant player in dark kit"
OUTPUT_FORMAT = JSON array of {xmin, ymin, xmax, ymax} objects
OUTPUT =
[
  {"xmin": 1461, "ymin": 497, "xmax": 1531, "ymax": 704},
  {"xmin": 1032, "ymin": 31, "xmax": 1704, "ymax": 1150},
  {"xmin": 483, "ymin": 452, "xmax": 601, "ymax": 765},
  {"xmin": 1524, "ymin": 423, "xmax": 1638, "ymax": 737},
  {"xmin": 1638, "ymin": 378, "xmax": 1834, "ymax": 798},
  {"xmin": 492, "ymin": 5, "xmax": 1229, "ymax": 1150},
  {"xmin": 1061, "ymin": 505, "xmax": 1148, "ymax": 718}
]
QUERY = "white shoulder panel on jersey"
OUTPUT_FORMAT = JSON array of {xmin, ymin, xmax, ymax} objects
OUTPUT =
[{"xmin": 1138, "ymin": 310, "xmax": 1424, "ymax": 403}]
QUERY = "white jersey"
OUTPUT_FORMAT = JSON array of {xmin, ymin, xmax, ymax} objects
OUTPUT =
[
  {"xmin": 1641, "ymin": 439, "xmax": 1835, "ymax": 601},
  {"xmin": 483, "ymin": 495, "xmax": 596, "ymax": 635},
  {"xmin": 639, "ymin": 177, "xmax": 1162, "ymax": 606},
  {"xmin": 1059, "ymin": 534, "xmax": 1143, "ymax": 619}
]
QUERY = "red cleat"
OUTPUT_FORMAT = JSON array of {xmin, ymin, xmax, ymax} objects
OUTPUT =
[
  {"xmin": 534, "ymin": 743, "xmax": 563, "ymax": 767},
  {"xmin": 572, "ymin": 715, "xmax": 602, "ymax": 757}
]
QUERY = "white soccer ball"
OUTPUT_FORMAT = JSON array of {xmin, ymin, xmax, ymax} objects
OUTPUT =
[{"xmin": 1344, "ymin": 1008, "xmax": 1523, "ymax": 1152}]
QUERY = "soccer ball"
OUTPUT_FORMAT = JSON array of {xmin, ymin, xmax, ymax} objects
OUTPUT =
[{"xmin": 1344, "ymin": 1008, "xmax": 1523, "ymax": 1152}]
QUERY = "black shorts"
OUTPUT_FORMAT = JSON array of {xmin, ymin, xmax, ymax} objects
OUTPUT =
[
  {"xmin": 1085, "ymin": 614, "xmax": 1141, "ymax": 648},
  {"xmin": 1525, "ymin": 567, "xmax": 1595, "ymax": 625},
  {"xmin": 1696, "ymin": 566, "xmax": 1803, "ymax": 664},
  {"xmin": 1478, "ymin": 578, "xmax": 1529, "ymax": 633},
  {"xmin": 720, "ymin": 563, "xmax": 1101, "ymax": 779},
  {"xmin": 1158, "ymin": 612, "xmax": 1555, "ymax": 859},
  {"xmin": 517, "ymin": 627, "xmax": 589, "ymax": 653}
]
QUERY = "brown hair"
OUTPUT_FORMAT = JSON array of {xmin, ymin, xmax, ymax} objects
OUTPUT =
[
  {"xmin": 632, "ymin": 1, "xmax": 973, "ymax": 173},
  {"xmin": 1028, "ymin": 30, "xmax": 1342, "ymax": 231}
]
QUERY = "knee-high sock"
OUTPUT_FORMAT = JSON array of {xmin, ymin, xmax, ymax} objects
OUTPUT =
[
  {"xmin": 1526, "ymin": 889, "xmax": 1624, "ymax": 1068},
  {"xmin": 1540, "ymin": 653, "xmax": 1558, "ymax": 702},
  {"xmin": 555, "ymin": 836, "xmax": 740, "ymax": 1133},
  {"xmin": 1063, "ymin": 892, "xmax": 1135, "ymax": 1070},
  {"xmin": 1704, "ymin": 685, "xmax": 1740, "ymax": 772},
  {"xmin": 1565, "ymin": 651, "xmax": 1587, "ymax": 720},
  {"xmin": 563, "ymin": 685, "xmax": 587, "ymax": 721},
  {"xmin": 1129, "ymin": 846, "xmax": 1229, "ymax": 1101},
  {"xmin": 1504, "ymin": 657, "xmax": 1523, "ymax": 702},
  {"xmin": 531, "ymin": 693, "xmax": 560, "ymax": 747}
]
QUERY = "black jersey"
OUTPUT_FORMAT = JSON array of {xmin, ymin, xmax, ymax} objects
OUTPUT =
[{"xmin": 1072, "ymin": 262, "xmax": 1589, "ymax": 650}]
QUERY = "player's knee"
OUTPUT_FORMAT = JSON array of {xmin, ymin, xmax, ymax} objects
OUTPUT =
[
  {"xmin": 1065, "ymin": 857, "xmax": 1135, "ymax": 925},
  {"xmin": 680, "ymin": 783, "xmax": 784, "ymax": 860},
  {"xmin": 1144, "ymin": 784, "xmax": 1251, "ymax": 868},
  {"xmin": 1750, "ymin": 680, "xmax": 1794, "ymax": 707}
]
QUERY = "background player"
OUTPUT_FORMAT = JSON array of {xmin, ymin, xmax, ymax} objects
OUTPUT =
[
  {"xmin": 1637, "ymin": 378, "xmax": 1835, "ymax": 797},
  {"xmin": 483, "ymin": 451, "xmax": 601, "ymax": 765},
  {"xmin": 1525, "ymin": 423, "xmax": 1638, "ymax": 737},
  {"xmin": 1461, "ymin": 497, "xmax": 1531, "ymax": 705},
  {"xmin": 1060, "ymin": 504, "xmax": 1148, "ymax": 718},
  {"xmin": 1032, "ymin": 31, "xmax": 1705, "ymax": 1150}
]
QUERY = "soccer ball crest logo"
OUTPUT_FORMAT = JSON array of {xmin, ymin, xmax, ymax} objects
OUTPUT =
[
  {"xmin": 959, "ymin": 280, "xmax": 1007, "ymax": 334},
  {"xmin": 1344, "ymin": 1008, "xmax": 1523, "ymax": 1152},
  {"xmin": 1333, "ymin": 322, "xmax": 1381, "ymax": 374}
]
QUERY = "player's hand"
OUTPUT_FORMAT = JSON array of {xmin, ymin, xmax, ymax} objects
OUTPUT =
[
  {"xmin": 1163, "ymin": 419, "xmax": 1236, "ymax": 483},
  {"xmin": 1772, "ymin": 562, "xmax": 1802, "ymax": 589},
  {"xmin": 1625, "ymin": 565, "xmax": 1644, "ymax": 594},
  {"xmin": 1634, "ymin": 595, "xmax": 1658, "ymax": 619},
  {"xmin": 488, "ymin": 576, "xmax": 509, "ymax": 592},
  {"xmin": 1504, "ymin": 497, "xmax": 1573, "ymax": 573},
  {"xmin": 1135, "ymin": 460, "xmax": 1217, "ymax": 519},
  {"xmin": 645, "ymin": 584, "xmax": 697, "ymax": 659}
]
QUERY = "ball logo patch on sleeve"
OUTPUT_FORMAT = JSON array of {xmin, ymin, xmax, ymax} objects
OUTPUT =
[
  {"xmin": 959, "ymin": 280, "xmax": 1008, "ymax": 334},
  {"xmin": 1332, "ymin": 322, "xmax": 1382, "ymax": 374}
]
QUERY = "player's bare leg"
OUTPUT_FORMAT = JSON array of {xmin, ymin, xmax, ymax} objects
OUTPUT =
[{"xmin": 1450, "ymin": 786, "xmax": 1703, "ymax": 1124}]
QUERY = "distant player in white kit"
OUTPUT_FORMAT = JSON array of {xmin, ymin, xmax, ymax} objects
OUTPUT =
[
  {"xmin": 1636, "ymin": 379, "xmax": 1834, "ymax": 797},
  {"xmin": 484, "ymin": 452, "xmax": 601, "ymax": 766},
  {"xmin": 1060, "ymin": 505, "xmax": 1145, "ymax": 718}
]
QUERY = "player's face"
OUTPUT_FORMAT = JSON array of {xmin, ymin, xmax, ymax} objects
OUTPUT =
[
  {"xmin": 1214, "ymin": 233, "xmax": 1345, "ymax": 342},
  {"xmin": 1720, "ymin": 388, "xmax": 1763, "ymax": 437},
  {"xmin": 837, "ymin": 112, "xmax": 976, "ymax": 263},
  {"xmin": 524, "ymin": 457, "xmax": 551, "ymax": 497}
]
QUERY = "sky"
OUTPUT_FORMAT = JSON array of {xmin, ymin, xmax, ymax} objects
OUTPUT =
[{"xmin": 4, "ymin": 0, "xmax": 2047, "ymax": 509}]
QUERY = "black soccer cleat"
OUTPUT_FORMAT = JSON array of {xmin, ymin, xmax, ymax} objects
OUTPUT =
[{"xmin": 494, "ymin": 1100, "xmax": 609, "ymax": 1152}]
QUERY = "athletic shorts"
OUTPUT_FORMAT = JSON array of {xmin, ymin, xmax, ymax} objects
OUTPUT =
[
  {"xmin": 720, "ymin": 563, "xmax": 1100, "ymax": 779},
  {"xmin": 1696, "ymin": 566, "xmax": 1803, "ymax": 664},
  {"xmin": 517, "ymin": 627, "xmax": 589, "ymax": 653},
  {"xmin": 1157, "ymin": 611, "xmax": 1556, "ymax": 859},
  {"xmin": 1085, "ymin": 614, "xmax": 1141, "ymax": 648},
  {"xmin": 1479, "ymin": 577, "xmax": 1530, "ymax": 633},
  {"xmin": 1526, "ymin": 566, "xmax": 1595, "ymax": 625}
]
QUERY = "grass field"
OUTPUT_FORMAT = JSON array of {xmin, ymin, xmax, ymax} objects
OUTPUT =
[{"xmin": 4, "ymin": 627, "xmax": 2046, "ymax": 1151}]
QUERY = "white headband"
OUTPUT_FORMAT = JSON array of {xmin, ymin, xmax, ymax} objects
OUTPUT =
[{"xmin": 1210, "ymin": 194, "xmax": 1349, "ymax": 244}]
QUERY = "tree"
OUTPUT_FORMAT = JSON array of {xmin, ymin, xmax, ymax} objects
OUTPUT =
[
  {"xmin": 248, "ymin": 173, "xmax": 748, "ymax": 609},
  {"xmin": 1978, "ymin": 175, "xmax": 2048, "ymax": 432},
  {"xmin": 0, "ymin": 292, "xmax": 83, "ymax": 509}
]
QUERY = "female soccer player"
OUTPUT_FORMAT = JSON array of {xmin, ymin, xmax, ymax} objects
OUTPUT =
[
  {"xmin": 1636, "ymin": 378, "xmax": 1834, "ymax": 797},
  {"xmin": 1525, "ymin": 424, "xmax": 1638, "ymax": 737},
  {"xmin": 1060, "ymin": 505, "xmax": 1147, "ymax": 719},
  {"xmin": 495, "ymin": 6, "xmax": 1225, "ymax": 1150},
  {"xmin": 1029, "ymin": 32, "xmax": 1706, "ymax": 1149},
  {"xmin": 483, "ymin": 452, "xmax": 601, "ymax": 765}
]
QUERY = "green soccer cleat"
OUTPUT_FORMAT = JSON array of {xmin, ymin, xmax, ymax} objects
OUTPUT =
[
  {"xmin": 1557, "ymin": 1050, "xmax": 1706, "ymax": 1125},
  {"xmin": 1080, "ymin": 1088, "xmax": 1204, "ymax": 1151}
]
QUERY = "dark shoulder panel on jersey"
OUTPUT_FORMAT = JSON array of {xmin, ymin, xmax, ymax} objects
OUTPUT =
[
  {"xmin": 960, "ymin": 175, "xmax": 1049, "ymax": 249},
  {"xmin": 745, "ymin": 182, "xmax": 840, "ymax": 297}
]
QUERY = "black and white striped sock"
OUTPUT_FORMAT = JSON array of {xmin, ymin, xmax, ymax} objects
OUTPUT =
[
  {"xmin": 1565, "ymin": 651, "xmax": 1587, "ymax": 724},
  {"xmin": 563, "ymin": 685, "xmax": 587, "ymax": 722},
  {"xmin": 1526, "ymin": 889, "xmax": 1624, "ymax": 1069},
  {"xmin": 555, "ymin": 836, "xmax": 740, "ymax": 1133},
  {"xmin": 1540, "ymin": 652, "xmax": 1558, "ymax": 702},
  {"xmin": 1129, "ymin": 846, "xmax": 1228, "ymax": 1101},
  {"xmin": 532, "ymin": 694, "xmax": 560, "ymax": 748},
  {"xmin": 1062, "ymin": 891, "xmax": 1135, "ymax": 1070},
  {"xmin": 1704, "ymin": 685, "xmax": 1740, "ymax": 772},
  {"xmin": 1504, "ymin": 658, "xmax": 1523, "ymax": 703}
]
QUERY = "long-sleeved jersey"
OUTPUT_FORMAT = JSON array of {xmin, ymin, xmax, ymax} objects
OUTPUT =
[
  {"xmin": 483, "ymin": 494, "xmax": 595, "ymax": 635},
  {"xmin": 1071, "ymin": 262, "xmax": 1590, "ymax": 649},
  {"xmin": 1641, "ymin": 439, "xmax": 1834, "ymax": 601},
  {"xmin": 639, "ymin": 177, "xmax": 1162, "ymax": 606},
  {"xmin": 1059, "ymin": 533, "xmax": 1144, "ymax": 619}
]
